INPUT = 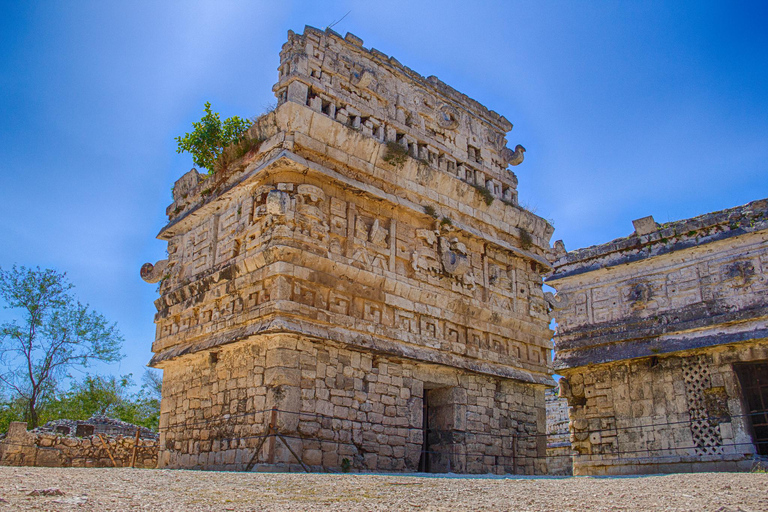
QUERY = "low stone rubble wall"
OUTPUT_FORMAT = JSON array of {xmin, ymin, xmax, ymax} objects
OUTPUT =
[
  {"xmin": 0, "ymin": 422, "xmax": 157, "ymax": 469},
  {"xmin": 36, "ymin": 416, "xmax": 158, "ymax": 440}
]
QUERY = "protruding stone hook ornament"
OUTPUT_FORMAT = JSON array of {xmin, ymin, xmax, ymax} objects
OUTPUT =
[
  {"xmin": 502, "ymin": 144, "xmax": 526, "ymax": 167},
  {"xmin": 140, "ymin": 260, "xmax": 169, "ymax": 283},
  {"xmin": 544, "ymin": 291, "xmax": 569, "ymax": 311}
]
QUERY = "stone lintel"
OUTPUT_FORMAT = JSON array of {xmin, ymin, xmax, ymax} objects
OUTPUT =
[
  {"xmin": 150, "ymin": 316, "xmax": 554, "ymax": 387},
  {"xmin": 555, "ymin": 301, "xmax": 768, "ymax": 352},
  {"xmin": 555, "ymin": 326, "xmax": 768, "ymax": 370}
]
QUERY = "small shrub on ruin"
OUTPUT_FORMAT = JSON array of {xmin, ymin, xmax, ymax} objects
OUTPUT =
[
  {"xmin": 519, "ymin": 228, "xmax": 533, "ymax": 250},
  {"xmin": 423, "ymin": 205, "xmax": 438, "ymax": 218},
  {"xmin": 213, "ymin": 135, "xmax": 265, "ymax": 173},
  {"xmin": 382, "ymin": 141, "xmax": 409, "ymax": 169},
  {"xmin": 471, "ymin": 183, "xmax": 495, "ymax": 206},
  {"xmin": 518, "ymin": 201, "xmax": 538, "ymax": 215}
]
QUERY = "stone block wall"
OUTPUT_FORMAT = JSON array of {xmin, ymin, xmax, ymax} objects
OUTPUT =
[
  {"xmin": 0, "ymin": 422, "xmax": 158, "ymax": 469},
  {"xmin": 159, "ymin": 333, "xmax": 547, "ymax": 474},
  {"xmin": 545, "ymin": 387, "xmax": 572, "ymax": 475},
  {"xmin": 559, "ymin": 340, "xmax": 767, "ymax": 475}
]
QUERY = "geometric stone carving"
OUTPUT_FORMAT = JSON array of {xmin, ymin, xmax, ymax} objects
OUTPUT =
[{"xmin": 681, "ymin": 355, "xmax": 723, "ymax": 456}]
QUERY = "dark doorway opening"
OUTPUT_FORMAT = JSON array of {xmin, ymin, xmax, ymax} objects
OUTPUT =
[
  {"xmin": 418, "ymin": 390, "xmax": 431, "ymax": 472},
  {"xmin": 417, "ymin": 387, "xmax": 456, "ymax": 473},
  {"xmin": 735, "ymin": 361, "xmax": 768, "ymax": 456}
]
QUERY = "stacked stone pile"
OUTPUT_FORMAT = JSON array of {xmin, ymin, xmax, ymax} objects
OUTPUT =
[{"xmin": 36, "ymin": 416, "xmax": 158, "ymax": 440}]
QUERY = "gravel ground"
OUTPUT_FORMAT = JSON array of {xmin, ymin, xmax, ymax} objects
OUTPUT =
[{"xmin": 0, "ymin": 467, "xmax": 765, "ymax": 511}]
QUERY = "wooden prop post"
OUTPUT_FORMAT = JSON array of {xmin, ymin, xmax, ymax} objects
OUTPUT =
[
  {"xmin": 244, "ymin": 409, "xmax": 309, "ymax": 473},
  {"xmin": 130, "ymin": 427, "xmax": 141, "ymax": 468},
  {"xmin": 97, "ymin": 433, "xmax": 118, "ymax": 467}
]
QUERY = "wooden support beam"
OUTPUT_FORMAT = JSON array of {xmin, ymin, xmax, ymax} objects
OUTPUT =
[{"xmin": 97, "ymin": 434, "xmax": 118, "ymax": 468}]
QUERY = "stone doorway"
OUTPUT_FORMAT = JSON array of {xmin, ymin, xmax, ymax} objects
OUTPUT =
[
  {"xmin": 418, "ymin": 387, "xmax": 456, "ymax": 473},
  {"xmin": 735, "ymin": 361, "xmax": 768, "ymax": 456}
]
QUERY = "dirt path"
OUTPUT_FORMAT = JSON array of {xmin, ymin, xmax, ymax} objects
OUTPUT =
[{"xmin": 0, "ymin": 467, "xmax": 765, "ymax": 511}]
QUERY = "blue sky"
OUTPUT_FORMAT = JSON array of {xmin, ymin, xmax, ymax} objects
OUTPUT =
[{"xmin": 1, "ymin": 1, "xmax": 766, "ymax": 383}]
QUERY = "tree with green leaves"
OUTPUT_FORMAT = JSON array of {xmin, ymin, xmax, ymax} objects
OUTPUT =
[
  {"xmin": 44, "ymin": 371, "xmax": 161, "ymax": 431},
  {"xmin": 0, "ymin": 266, "xmax": 123, "ymax": 428},
  {"xmin": 175, "ymin": 102, "xmax": 251, "ymax": 173}
]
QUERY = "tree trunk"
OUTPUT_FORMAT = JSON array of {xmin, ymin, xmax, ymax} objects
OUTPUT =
[{"xmin": 27, "ymin": 396, "xmax": 39, "ymax": 429}]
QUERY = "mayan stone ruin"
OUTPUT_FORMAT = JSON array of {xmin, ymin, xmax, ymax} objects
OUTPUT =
[
  {"xmin": 548, "ymin": 198, "xmax": 768, "ymax": 475},
  {"xmin": 142, "ymin": 26, "xmax": 555, "ymax": 473}
]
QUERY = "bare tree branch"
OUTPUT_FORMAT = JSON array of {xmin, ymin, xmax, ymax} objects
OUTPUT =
[{"xmin": 0, "ymin": 265, "xmax": 124, "ymax": 427}]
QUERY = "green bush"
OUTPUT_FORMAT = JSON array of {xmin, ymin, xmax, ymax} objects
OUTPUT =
[{"xmin": 175, "ymin": 102, "xmax": 251, "ymax": 173}]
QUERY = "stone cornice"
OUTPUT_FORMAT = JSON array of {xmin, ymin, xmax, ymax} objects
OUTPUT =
[
  {"xmin": 555, "ymin": 307, "xmax": 768, "ymax": 370},
  {"xmin": 150, "ymin": 313, "xmax": 555, "ymax": 387},
  {"xmin": 549, "ymin": 198, "xmax": 768, "ymax": 282}
]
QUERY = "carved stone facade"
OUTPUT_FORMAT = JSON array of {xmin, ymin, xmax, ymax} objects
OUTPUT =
[
  {"xmin": 143, "ymin": 26, "xmax": 555, "ymax": 474},
  {"xmin": 548, "ymin": 199, "xmax": 768, "ymax": 475}
]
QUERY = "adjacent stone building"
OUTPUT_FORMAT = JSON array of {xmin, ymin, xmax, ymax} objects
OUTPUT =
[
  {"xmin": 547, "ymin": 199, "xmax": 768, "ymax": 475},
  {"xmin": 142, "ymin": 26, "xmax": 555, "ymax": 473}
]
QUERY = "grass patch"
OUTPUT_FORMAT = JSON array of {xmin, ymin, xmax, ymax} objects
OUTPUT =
[
  {"xmin": 423, "ymin": 205, "xmax": 438, "ymax": 218},
  {"xmin": 470, "ymin": 183, "xmax": 494, "ymax": 206},
  {"xmin": 213, "ymin": 135, "xmax": 265, "ymax": 174}
]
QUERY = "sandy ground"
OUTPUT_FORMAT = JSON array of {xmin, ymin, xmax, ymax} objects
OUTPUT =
[{"xmin": 0, "ymin": 467, "xmax": 765, "ymax": 511}]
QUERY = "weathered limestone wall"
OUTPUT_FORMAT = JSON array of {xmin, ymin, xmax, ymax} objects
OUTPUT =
[
  {"xmin": 159, "ymin": 334, "xmax": 547, "ymax": 474},
  {"xmin": 0, "ymin": 422, "xmax": 157, "ymax": 469},
  {"xmin": 560, "ymin": 341, "xmax": 767, "ymax": 475},
  {"xmin": 150, "ymin": 172, "xmax": 553, "ymax": 379},
  {"xmin": 549, "ymin": 198, "xmax": 768, "ymax": 475}
]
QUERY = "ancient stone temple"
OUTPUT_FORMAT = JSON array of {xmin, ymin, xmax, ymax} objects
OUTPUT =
[
  {"xmin": 142, "ymin": 26, "xmax": 555, "ymax": 474},
  {"xmin": 548, "ymin": 198, "xmax": 768, "ymax": 475}
]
